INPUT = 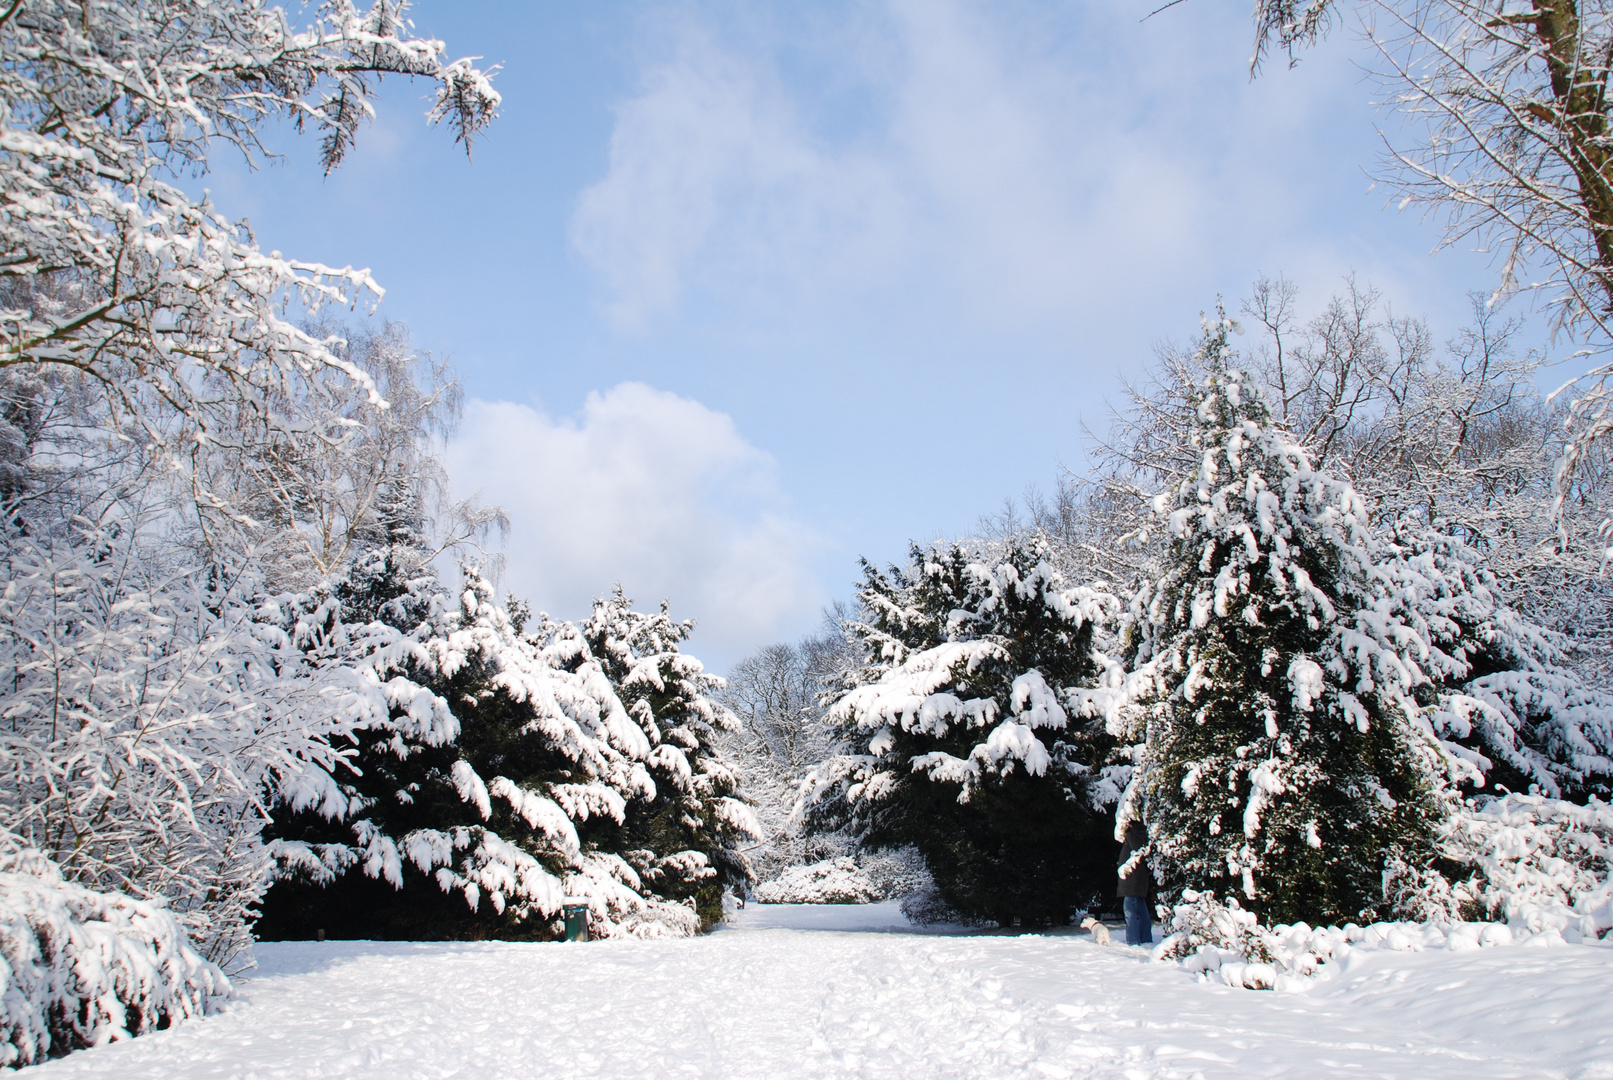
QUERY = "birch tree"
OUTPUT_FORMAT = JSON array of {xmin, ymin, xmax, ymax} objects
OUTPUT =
[
  {"xmin": 0, "ymin": 0, "xmax": 501, "ymax": 975},
  {"xmin": 0, "ymin": 1, "xmax": 499, "ymax": 493}
]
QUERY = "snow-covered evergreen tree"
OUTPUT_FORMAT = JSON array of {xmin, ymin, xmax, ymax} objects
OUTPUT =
[
  {"xmin": 1118, "ymin": 314, "xmax": 1454, "ymax": 925},
  {"xmin": 260, "ymin": 544, "xmax": 698, "ymax": 940},
  {"xmin": 800, "ymin": 538, "xmax": 1123, "ymax": 925},
  {"xmin": 573, "ymin": 589, "xmax": 759, "ymax": 928},
  {"xmin": 1377, "ymin": 526, "xmax": 1613, "ymax": 802}
]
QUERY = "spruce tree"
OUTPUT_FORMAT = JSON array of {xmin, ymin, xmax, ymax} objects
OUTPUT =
[
  {"xmin": 569, "ymin": 589, "xmax": 759, "ymax": 928},
  {"xmin": 258, "ymin": 486, "xmax": 692, "ymax": 940},
  {"xmin": 1120, "ymin": 313, "xmax": 1451, "ymax": 925},
  {"xmin": 333, "ymin": 466, "xmax": 436, "ymax": 629},
  {"xmin": 802, "ymin": 537, "xmax": 1123, "ymax": 925}
]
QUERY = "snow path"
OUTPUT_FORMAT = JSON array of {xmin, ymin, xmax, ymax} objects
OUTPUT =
[{"xmin": 23, "ymin": 903, "xmax": 1613, "ymax": 1080}]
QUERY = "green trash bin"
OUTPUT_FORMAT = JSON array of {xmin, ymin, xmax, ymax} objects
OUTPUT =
[{"xmin": 562, "ymin": 902, "xmax": 590, "ymax": 942}]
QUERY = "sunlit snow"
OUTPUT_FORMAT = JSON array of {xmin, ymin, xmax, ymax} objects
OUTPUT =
[{"xmin": 25, "ymin": 903, "xmax": 1613, "ymax": 1079}]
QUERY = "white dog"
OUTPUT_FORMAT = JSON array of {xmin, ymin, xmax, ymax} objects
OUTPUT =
[{"xmin": 1080, "ymin": 916, "xmax": 1112, "ymax": 946}]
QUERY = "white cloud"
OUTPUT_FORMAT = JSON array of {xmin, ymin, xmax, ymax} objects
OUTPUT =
[
  {"xmin": 569, "ymin": 25, "xmax": 903, "ymax": 330},
  {"xmin": 565, "ymin": 0, "xmax": 1470, "ymax": 341},
  {"xmin": 564, "ymin": 1, "xmax": 1279, "ymax": 334},
  {"xmin": 877, "ymin": 0, "xmax": 1208, "ymax": 321},
  {"xmin": 443, "ymin": 384, "xmax": 822, "ymax": 664}
]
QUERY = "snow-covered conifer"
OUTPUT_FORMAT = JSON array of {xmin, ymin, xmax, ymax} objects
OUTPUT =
[
  {"xmin": 260, "ymin": 560, "xmax": 698, "ymax": 940},
  {"xmin": 574, "ymin": 589, "xmax": 759, "ymax": 928},
  {"xmin": 800, "ymin": 538, "xmax": 1123, "ymax": 925},
  {"xmin": 1378, "ymin": 527, "xmax": 1613, "ymax": 801},
  {"xmin": 1119, "ymin": 313, "xmax": 1452, "ymax": 925}
]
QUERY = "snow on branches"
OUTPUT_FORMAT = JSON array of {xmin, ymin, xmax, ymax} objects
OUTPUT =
[
  {"xmin": 0, "ymin": 0, "xmax": 499, "ymax": 488},
  {"xmin": 0, "ymin": 838, "xmax": 229, "ymax": 1067},
  {"xmin": 714, "ymin": 625, "xmax": 857, "ymax": 885},
  {"xmin": 814, "ymin": 544, "xmax": 1120, "ymax": 809},
  {"xmin": 799, "ymin": 537, "xmax": 1124, "ymax": 924},
  {"xmin": 1390, "ymin": 528, "xmax": 1613, "ymax": 800},
  {"xmin": 1440, "ymin": 793, "xmax": 1613, "ymax": 942},
  {"xmin": 0, "ymin": 526, "xmax": 349, "ymax": 972},
  {"xmin": 264, "ymin": 566, "xmax": 706, "ymax": 941},
  {"xmin": 1120, "ymin": 312, "xmax": 1453, "ymax": 924},
  {"xmin": 577, "ymin": 588, "xmax": 759, "ymax": 928}
]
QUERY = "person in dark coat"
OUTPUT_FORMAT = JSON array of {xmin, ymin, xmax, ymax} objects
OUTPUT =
[{"xmin": 1117, "ymin": 820, "xmax": 1153, "ymax": 946}]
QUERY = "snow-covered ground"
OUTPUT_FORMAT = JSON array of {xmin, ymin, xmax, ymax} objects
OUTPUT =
[{"xmin": 23, "ymin": 903, "xmax": 1613, "ymax": 1079}]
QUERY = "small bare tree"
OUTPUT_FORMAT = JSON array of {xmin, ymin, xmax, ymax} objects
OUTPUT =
[
  {"xmin": 717, "ymin": 612, "xmax": 859, "ymax": 884},
  {"xmin": 215, "ymin": 322, "xmax": 507, "ymax": 591},
  {"xmin": 1236, "ymin": 0, "xmax": 1613, "ymax": 543}
]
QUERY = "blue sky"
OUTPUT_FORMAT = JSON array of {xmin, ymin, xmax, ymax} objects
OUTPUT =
[{"xmin": 210, "ymin": 0, "xmax": 1513, "ymax": 670}]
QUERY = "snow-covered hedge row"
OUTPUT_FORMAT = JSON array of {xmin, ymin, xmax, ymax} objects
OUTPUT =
[
  {"xmin": 755, "ymin": 858, "xmax": 881, "ymax": 904},
  {"xmin": 0, "ymin": 845, "xmax": 228, "ymax": 1067},
  {"xmin": 1156, "ymin": 796, "xmax": 1613, "ymax": 991}
]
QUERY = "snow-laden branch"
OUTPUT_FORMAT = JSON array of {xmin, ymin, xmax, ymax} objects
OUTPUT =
[{"xmin": 0, "ymin": 1, "xmax": 499, "ymax": 511}]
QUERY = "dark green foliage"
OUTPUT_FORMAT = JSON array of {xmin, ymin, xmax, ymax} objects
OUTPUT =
[
  {"xmin": 806, "ymin": 538, "xmax": 1123, "ymax": 926},
  {"xmin": 256, "ymin": 711, "xmax": 550, "ymax": 942},
  {"xmin": 881, "ymin": 764, "xmax": 1118, "ymax": 926},
  {"xmin": 258, "ymin": 595, "xmax": 583, "ymax": 942},
  {"xmin": 258, "ymin": 482, "xmax": 639, "ymax": 942},
  {"xmin": 1125, "ymin": 318, "xmax": 1448, "ymax": 925}
]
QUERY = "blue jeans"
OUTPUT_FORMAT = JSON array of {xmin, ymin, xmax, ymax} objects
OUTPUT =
[{"xmin": 1123, "ymin": 895, "xmax": 1153, "ymax": 945}]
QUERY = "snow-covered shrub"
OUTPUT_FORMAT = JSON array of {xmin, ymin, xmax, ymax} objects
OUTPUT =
[
  {"xmin": 1155, "ymin": 888, "xmax": 1523, "ymax": 991},
  {"xmin": 859, "ymin": 846, "xmax": 931, "ymax": 900},
  {"xmin": 0, "ymin": 841, "xmax": 229, "ymax": 1067},
  {"xmin": 1443, "ymin": 794, "xmax": 1612, "ymax": 942},
  {"xmin": 756, "ymin": 859, "xmax": 881, "ymax": 904},
  {"xmin": 899, "ymin": 881, "xmax": 973, "ymax": 926},
  {"xmin": 800, "ymin": 537, "xmax": 1124, "ymax": 925},
  {"xmin": 1154, "ymin": 890, "xmax": 1274, "ymax": 966}
]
